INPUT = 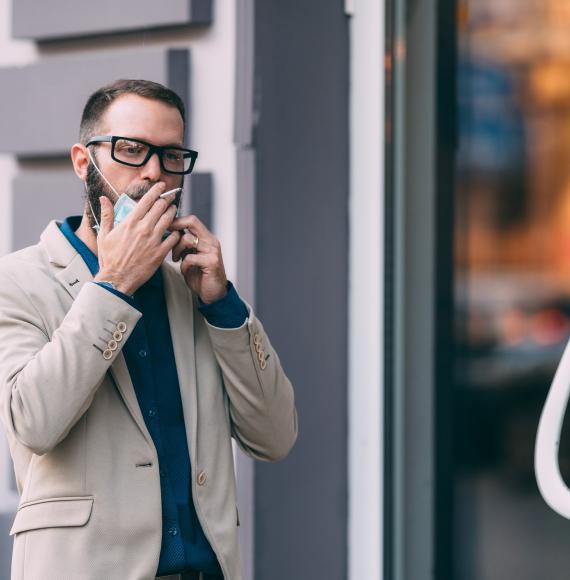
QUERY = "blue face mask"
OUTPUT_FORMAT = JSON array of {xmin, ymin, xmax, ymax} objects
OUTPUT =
[{"xmin": 112, "ymin": 193, "xmax": 138, "ymax": 229}]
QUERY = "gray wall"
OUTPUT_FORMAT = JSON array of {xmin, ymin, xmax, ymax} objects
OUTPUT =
[
  {"xmin": 0, "ymin": 514, "xmax": 12, "ymax": 576},
  {"xmin": 253, "ymin": 2, "xmax": 350, "ymax": 579}
]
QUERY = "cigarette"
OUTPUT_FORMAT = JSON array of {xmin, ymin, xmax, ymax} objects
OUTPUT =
[{"xmin": 160, "ymin": 187, "xmax": 182, "ymax": 198}]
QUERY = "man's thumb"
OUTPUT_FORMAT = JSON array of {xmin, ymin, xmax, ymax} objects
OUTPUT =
[{"xmin": 99, "ymin": 196, "xmax": 113, "ymax": 236}]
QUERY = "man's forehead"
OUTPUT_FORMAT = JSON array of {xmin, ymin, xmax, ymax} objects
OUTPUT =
[{"xmin": 98, "ymin": 94, "xmax": 184, "ymax": 145}]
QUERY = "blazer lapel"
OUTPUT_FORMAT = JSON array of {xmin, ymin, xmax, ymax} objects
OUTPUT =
[
  {"xmin": 41, "ymin": 221, "xmax": 92, "ymax": 300},
  {"xmin": 40, "ymin": 220, "xmax": 153, "ymax": 447},
  {"xmin": 161, "ymin": 263, "xmax": 199, "ymax": 463}
]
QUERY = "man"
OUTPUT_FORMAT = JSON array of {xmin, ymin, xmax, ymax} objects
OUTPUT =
[{"xmin": 0, "ymin": 79, "xmax": 297, "ymax": 580}]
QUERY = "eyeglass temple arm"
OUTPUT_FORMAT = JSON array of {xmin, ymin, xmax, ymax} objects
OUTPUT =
[{"xmin": 85, "ymin": 135, "xmax": 113, "ymax": 146}]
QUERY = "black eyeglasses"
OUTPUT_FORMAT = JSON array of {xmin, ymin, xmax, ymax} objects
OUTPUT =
[{"xmin": 86, "ymin": 135, "xmax": 198, "ymax": 175}]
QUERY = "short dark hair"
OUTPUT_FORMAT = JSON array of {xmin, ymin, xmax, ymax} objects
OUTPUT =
[{"xmin": 79, "ymin": 79, "xmax": 185, "ymax": 144}]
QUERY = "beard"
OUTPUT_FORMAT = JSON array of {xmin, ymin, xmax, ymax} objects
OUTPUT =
[{"xmin": 83, "ymin": 151, "xmax": 184, "ymax": 230}]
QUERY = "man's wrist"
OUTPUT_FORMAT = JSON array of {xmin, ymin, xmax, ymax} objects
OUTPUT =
[
  {"xmin": 199, "ymin": 285, "xmax": 229, "ymax": 305},
  {"xmin": 197, "ymin": 281, "xmax": 248, "ymax": 328},
  {"xmin": 94, "ymin": 272, "xmax": 134, "ymax": 296},
  {"xmin": 95, "ymin": 282, "xmax": 136, "ymax": 304}
]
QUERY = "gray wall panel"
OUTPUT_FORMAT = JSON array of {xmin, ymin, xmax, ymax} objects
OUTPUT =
[
  {"xmin": 13, "ymin": 0, "xmax": 212, "ymax": 41},
  {"xmin": 12, "ymin": 169, "xmax": 83, "ymax": 250},
  {"xmin": 0, "ymin": 512, "xmax": 13, "ymax": 580},
  {"xmin": 0, "ymin": 48, "xmax": 189, "ymax": 157},
  {"xmin": 168, "ymin": 49, "xmax": 191, "ymax": 147},
  {"xmin": 254, "ymin": 2, "xmax": 349, "ymax": 580},
  {"xmin": 188, "ymin": 0, "xmax": 213, "ymax": 24},
  {"xmin": 188, "ymin": 172, "xmax": 213, "ymax": 231}
]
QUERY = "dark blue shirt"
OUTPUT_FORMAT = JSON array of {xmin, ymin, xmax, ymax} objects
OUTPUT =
[{"xmin": 59, "ymin": 216, "xmax": 247, "ymax": 576}]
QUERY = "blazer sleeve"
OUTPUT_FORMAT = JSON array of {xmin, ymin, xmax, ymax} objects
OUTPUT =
[
  {"xmin": 0, "ymin": 273, "xmax": 142, "ymax": 455},
  {"xmin": 204, "ymin": 302, "xmax": 298, "ymax": 462}
]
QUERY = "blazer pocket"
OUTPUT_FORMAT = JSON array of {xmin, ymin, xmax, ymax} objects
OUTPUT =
[{"xmin": 9, "ymin": 496, "xmax": 94, "ymax": 536}]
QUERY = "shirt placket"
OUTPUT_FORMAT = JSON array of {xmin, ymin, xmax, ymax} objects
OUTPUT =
[{"xmin": 132, "ymin": 299, "xmax": 186, "ymax": 572}]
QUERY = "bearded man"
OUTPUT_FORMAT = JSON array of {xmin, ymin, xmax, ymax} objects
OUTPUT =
[{"xmin": 0, "ymin": 79, "xmax": 297, "ymax": 580}]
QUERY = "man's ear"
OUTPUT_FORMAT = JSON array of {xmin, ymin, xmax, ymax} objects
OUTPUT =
[{"xmin": 70, "ymin": 143, "xmax": 89, "ymax": 181}]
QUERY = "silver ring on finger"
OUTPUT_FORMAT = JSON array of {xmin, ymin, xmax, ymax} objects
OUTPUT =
[{"xmin": 193, "ymin": 236, "xmax": 200, "ymax": 250}]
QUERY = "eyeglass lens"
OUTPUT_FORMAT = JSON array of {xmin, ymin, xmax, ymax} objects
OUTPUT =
[{"xmin": 113, "ymin": 138, "xmax": 192, "ymax": 173}]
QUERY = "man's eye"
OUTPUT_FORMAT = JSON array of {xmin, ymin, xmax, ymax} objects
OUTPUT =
[
  {"xmin": 165, "ymin": 151, "xmax": 183, "ymax": 161},
  {"xmin": 117, "ymin": 142, "xmax": 144, "ymax": 155}
]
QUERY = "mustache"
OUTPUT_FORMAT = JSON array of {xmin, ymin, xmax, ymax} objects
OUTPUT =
[
  {"xmin": 125, "ymin": 182, "xmax": 156, "ymax": 201},
  {"xmin": 124, "ymin": 183, "xmax": 183, "ymax": 205}
]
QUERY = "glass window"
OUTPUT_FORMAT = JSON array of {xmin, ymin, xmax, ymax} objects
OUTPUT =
[{"xmin": 454, "ymin": 0, "xmax": 570, "ymax": 578}]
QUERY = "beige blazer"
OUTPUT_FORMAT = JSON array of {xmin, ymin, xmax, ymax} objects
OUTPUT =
[{"xmin": 0, "ymin": 220, "xmax": 298, "ymax": 580}]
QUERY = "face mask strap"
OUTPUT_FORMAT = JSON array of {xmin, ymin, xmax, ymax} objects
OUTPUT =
[
  {"xmin": 87, "ymin": 148, "xmax": 121, "ymax": 200},
  {"xmin": 84, "ymin": 179, "xmax": 101, "ymax": 233}
]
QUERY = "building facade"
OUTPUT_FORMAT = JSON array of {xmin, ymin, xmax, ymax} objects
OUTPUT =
[{"xmin": 4, "ymin": 0, "xmax": 568, "ymax": 579}]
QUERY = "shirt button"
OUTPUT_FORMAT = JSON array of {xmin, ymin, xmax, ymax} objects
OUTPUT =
[
  {"xmin": 168, "ymin": 526, "xmax": 178, "ymax": 537},
  {"xmin": 138, "ymin": 349, "xmax": 148, "ymax": 358},
  {"xmin": 197, "ymin": 470, "xmax": 207, "ymax": 486},
  {"xmin": 148, "ymin": 408, "xmax": 157, "ymax": 418}
]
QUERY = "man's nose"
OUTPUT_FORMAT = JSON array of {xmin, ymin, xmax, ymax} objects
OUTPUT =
[{"xmin": 140, "ymin": 151, "xmax": 162, "ymax": 181}]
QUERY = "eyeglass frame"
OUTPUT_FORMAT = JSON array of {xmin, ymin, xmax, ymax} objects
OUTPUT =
[{"xmin": 85, "ymin": 135, "xmax": 198, "ymax": 175}]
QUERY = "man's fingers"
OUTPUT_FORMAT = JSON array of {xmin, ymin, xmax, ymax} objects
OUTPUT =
[
  {"xmin": 144, "ymin": 193, "xmax": 177, "ymax": 230},
  {"xmin": 99, "ymin": 196, "xmax": 113, "ymax": 236},
  {"xmin": 172, "ymin": 232, "xmax": 212, "ymax": 262},
  {"xmin": 170, "ymin": 214, "xmax": 214, "ymax": 242},
  {"xmin": 179, "ymin": 252, "xmax": 209, "ymax": 276},
  {"xmin": 153, "ymin": 204, "xmax": 178, "ymax": 238},
  {"xmin": 160, "ymin": 229, "xmax": 182, "ymax": 254},
  {"xmin": 129, "ymin": 181, "xmax": 167, "ymax": 221},
  {"xmin": 172, "ymin": 234, "xmax": 191, "ymax": 262},
  {"xmin": 170, "ymin": 232, "xmax": 196, "ymax": 262}
]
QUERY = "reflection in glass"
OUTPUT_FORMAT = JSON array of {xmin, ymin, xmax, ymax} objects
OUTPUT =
[{"xmin": 454, "ymin": 0, "xmax": 570, "ymax": 578}]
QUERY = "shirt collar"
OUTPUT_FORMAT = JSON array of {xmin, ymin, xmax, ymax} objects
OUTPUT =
[{"xmin": 59, "ymin": 216, "xmax": 98, "ymax": 276}]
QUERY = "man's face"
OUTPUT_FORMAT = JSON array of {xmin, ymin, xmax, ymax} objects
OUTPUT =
[{"xmin": 84, "ymin": 94, "xmax": 185, "ymax": 229}]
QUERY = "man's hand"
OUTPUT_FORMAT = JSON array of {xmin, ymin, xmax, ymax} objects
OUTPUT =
[
  {"xmin": 170, "ymin": 215, "xmax": 228, "ymax": 304},
  {"xmin": 94, "ymin": 182, "xmax": 181, "ymax": 295}
]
